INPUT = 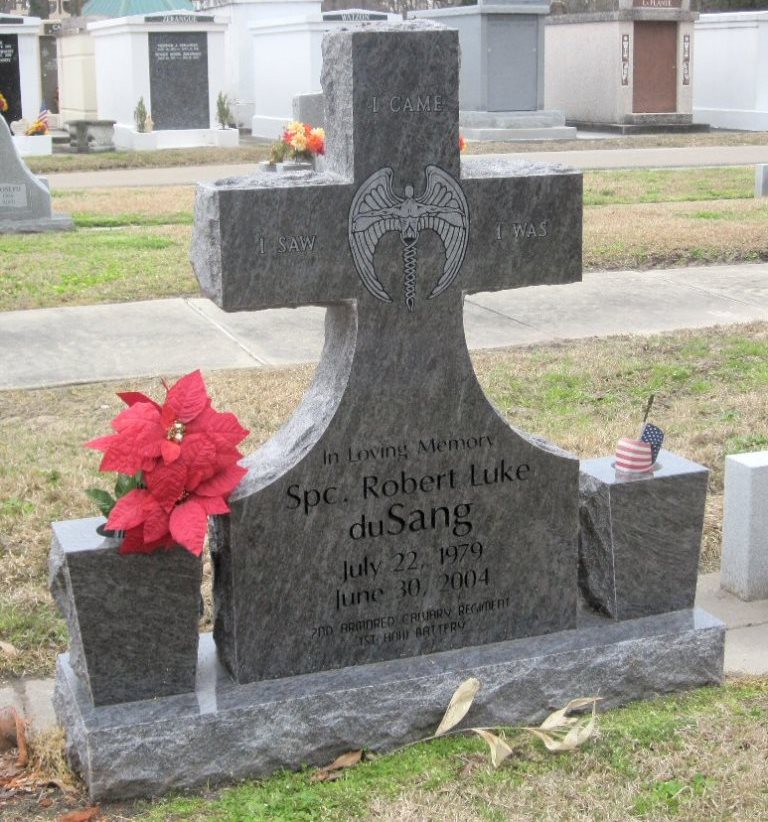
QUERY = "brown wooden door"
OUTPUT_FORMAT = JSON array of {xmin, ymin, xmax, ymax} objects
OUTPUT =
[{"xmin": 633, "ymin": 22, "xmax": 677, "ymax": 113}]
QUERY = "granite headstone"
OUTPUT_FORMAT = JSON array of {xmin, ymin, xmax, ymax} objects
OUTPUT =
[
  {"xmin": 39, "ymin": 32, "xmax": 59, "ymax": 114},
  {"xmin": 195, "ymin": 21, "xmax": 583, "ymax": 684},
  {"xmin": 51, "ymin": 23, "xmax": 724, "ymax": 802},
  {"xmin": 148, "ymin": 28, "xmax": 210, "ymax": 130},
  {"xmin": 0, "ymin": 115, "xmax": 74, "ymax": 232}
]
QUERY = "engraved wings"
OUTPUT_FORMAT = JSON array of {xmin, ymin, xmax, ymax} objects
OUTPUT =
[{"xmin": 348, "ymin": 165, "xmax": 469, "ymax": 305}]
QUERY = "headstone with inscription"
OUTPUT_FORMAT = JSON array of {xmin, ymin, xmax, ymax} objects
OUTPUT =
[
  {"xmin": 0, "ymin": 115, "xmax": 73, "ymax": 233},
  {"xmin": 52, "ymin": 23, "xmax": 724, "ymax": 803}
]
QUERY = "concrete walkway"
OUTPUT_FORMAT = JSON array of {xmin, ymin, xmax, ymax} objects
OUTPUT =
[
  {"xmin": 44, "ymin": 144, "xmax": 768, "ymax": 190},
  {"xmin": 2, "ymin": 263, "xmax": 766, "ymax": 390}
]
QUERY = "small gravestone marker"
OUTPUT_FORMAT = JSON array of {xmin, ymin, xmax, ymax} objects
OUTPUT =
[
  {"xmin": 0, "ymin": 116, "xmax": 73, "ymax": 233},
  {"xmin": 194, "ymin": 21, "xmax": 583, "ymax": 684}
]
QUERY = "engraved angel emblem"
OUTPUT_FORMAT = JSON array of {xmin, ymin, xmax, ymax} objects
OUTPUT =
[{"xmin": 348, "ymin": 165, "xmax": 469, "ymax": 311}]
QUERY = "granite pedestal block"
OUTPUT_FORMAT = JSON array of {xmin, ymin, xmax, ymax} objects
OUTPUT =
[
  {"xmin": 721, "ymin": 451, "xmax": 768, "ymax": 602},
  {"xmin": 579, "ymin": 450, "xmax": 708, "ymax": 620},
  {"xmin": 54, "ymin": 608, "xmax": 724, "ymax": 801},
  {"xmin": 50, "ymin": 517, "xmax": 202, "ymax": 706}
]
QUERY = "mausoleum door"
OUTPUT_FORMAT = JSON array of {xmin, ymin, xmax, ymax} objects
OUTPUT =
[{"xmin": 633, "ymin": 22, "xmax": 677, "ymax": 114}]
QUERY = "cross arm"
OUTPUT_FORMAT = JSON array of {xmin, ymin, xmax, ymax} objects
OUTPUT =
[
  {"xmin": 458, "ymin": 158, "xmax": 582, "ymax": 296},
  {"xmin": 192, "ymin": 172, "xmax": 355, "ymax": 312}
]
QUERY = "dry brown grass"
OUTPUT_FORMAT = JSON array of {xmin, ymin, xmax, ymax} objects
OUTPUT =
[
  {"xmin": 1, "ymin": 324, "xmax": 766, "ymax": 680},
  {"xmin": 52, "ymin": 186, "xmax": 196, "ymax": 221},
  {"xmin": 585, "ymin": 199, "xmax": 768, "ymax": 269}
]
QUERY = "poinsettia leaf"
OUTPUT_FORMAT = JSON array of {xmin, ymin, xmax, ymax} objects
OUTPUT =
[
  {"xmin": 84, "ymin": 434, "xmax": 116, "ymax": 452},
  {"xmin": 161, "ymin": 439, "xmax": 182, "ymax": 464},
  {"xmin": 180, "ymin": 433, "xmax": 218, "ymax": 488},
  {"xmin": 85, "ymin": 488, "xmax": 116, "ymax": 518},
  {"xmin": 141, "ymin": 497, "xmax": 171, "ymax": 543},
  {"xmin": 99, "ymin": 437, "xmax": 144, "ymax": 475},
  {"xmin": 188, "ymin": 407, "xmax": 249, "ymax": 447},
  {"xmin": 166, "ymin": 370, "xmax": 210, "ymax": 423},
  {"xmin": 169, "ymin": 499, "xmax": 208, "ymax": 556},
  {"xmin": 195, "ymin": 463, "xmax": 247, "ymax": 498},
  {"xmin": 144, "ymin": 459, "xmax": 187, "ymax": 512},
  {"xmin": 118, "ymin": 391, "xmax": 160, "ymax": 411},
  {"xmin": 107, "ymin": 489, "xmax": 150, "ymax": 531},
  {"xmin": 112, "ymin": 402, "xmax": 160, "ymax": 433},
  {"xmin": 197, "ymin": 494, "xmax": 230, "ymax": 515}
]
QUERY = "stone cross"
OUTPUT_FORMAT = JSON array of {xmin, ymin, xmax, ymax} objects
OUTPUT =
[{"xmin": 193, "ymin": 22, "xmax": 583, "ymax": 684}]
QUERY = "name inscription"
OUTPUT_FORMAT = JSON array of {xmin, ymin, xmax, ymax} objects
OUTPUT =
[{"xmin": 0, "ymin": 184, "xmax": 27, "ymax": 209}]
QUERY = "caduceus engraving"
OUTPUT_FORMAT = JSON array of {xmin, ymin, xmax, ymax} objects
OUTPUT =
[{"xmin": 348, "ymin": 165, "xmax": 469, "ymax": 311}]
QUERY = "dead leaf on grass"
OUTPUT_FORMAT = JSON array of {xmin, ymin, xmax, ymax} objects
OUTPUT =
[
  {"xmin": 473, "ymin": 729, "xmax": 514, "ymax": 768},
  {"xmin": 58, "ymin": 806, "xmax": 101, "ymax": 822},
  {"xmin": 434, "ymin": 677, "xmax": 481, "ymax": 737},
  {"xmin": 524, "ymin": 696, "xmax": 600, "ymax": 753},
  {"xmin": 310, "ymin": 749, "xmax": 363, "ymax": 782},
  {"xmin": 0, "ymin": 707, "xmax": 27, "ymax": 765}
]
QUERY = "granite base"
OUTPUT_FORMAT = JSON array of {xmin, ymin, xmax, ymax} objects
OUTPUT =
[
  {"xmin": 0, "ymin": 215, "xmax": 75, "ymax": 234},
  {"xmin": 54, "ymin": 608, "xmax": 724, "ymax": 801}
]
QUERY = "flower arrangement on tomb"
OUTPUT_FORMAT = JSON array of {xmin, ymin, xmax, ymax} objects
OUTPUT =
[
  {"xmin": 25, "ymin": 108, "xmax": 49, "ymax": 136},
  {"xmin": 0, "ymin": 92, "xmax": 8, "ymax": 113},
  {"xmin": 459, "ymin": 135, "xmax": 467, "ymax": 152},
  {"xmin": 85, "ymin": 370, "xmax": 249, "ymax": 557},
  {"xmin": 216, "ymin": 91, "xmax": 234, "ymax": 129},
  {"xmin": 134, "ymin": 96, "xmax": 149, "ymax": 133},
  {"xmin": 269, "ymin": 121, "xmax": 325, "ymax": 164}
]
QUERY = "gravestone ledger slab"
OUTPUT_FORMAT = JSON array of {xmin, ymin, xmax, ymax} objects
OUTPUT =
[{"xmin": 53, "ymin": 23, "xmax": 724, "ymax": 801}]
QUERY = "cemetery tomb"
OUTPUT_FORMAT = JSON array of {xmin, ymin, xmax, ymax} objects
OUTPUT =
[
  {"xmin": 0, "ymin": 13, "xmax": 42, "ymax": 127},
  {"xmin": 545, "ymin": 0, "xmax": 702, "ymax": 131},
  {"xmin": 88, "ymin": 12, "xmax": 235, "ymax": 150},
  {"xmin": 249, "ymin": 7, "xmax": 399, "ymax": 139},
  {"xmin": 693, "ymin": 12, "xmax": 768, "ymax": 131},
  {"xmin": 412, "ymin": 0, "xmax": 575, "ymax": 141},
  {"xmin": 52, "ymin": 23, "xmax": 724, "ymax": 802}
]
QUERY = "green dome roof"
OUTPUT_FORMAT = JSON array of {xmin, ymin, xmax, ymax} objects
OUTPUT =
[{"xmin": 82, "ymin": 0, "xmax": 194, "ymax": 16}]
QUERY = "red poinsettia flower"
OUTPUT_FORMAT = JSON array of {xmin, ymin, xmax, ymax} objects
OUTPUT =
[
  {"xmin": 86, "ymin": 370, "xmax": 247, "ymax": 475},
  {"xmin": 86, "ymin": 370, "xmax": 249, "ymax": 556}
]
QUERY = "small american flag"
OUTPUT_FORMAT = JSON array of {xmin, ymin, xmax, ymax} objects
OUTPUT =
[
  {"xmin": 38, "ymin": 106, "xmax": 50, "ymax": 128},
  {"xmin": 640, "ymin": 423, "xmax": 664, "ymax": 463},
  {"xmin": 615, "ymin": 437, "xmax": 653, "ymax": 473}
]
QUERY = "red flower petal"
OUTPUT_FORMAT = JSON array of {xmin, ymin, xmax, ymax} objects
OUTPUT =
[
  {"xmin": 107, "ymin": 489, "xmax": 151, "ymax": 531},
  {"xmin": 179, "ymin": 433, "xmax": 217, "ymax": 489},
  {"xmin": 84, "ymin": 434, "xmax": 117, "ymax": 453},
  {"xmin": 166, "ymin": 370, "xmax": 211, "ymax": 423},
  {"xmin": 169, "ymin": 499, "xmax": 208, "ymax": 556},
  {"xmin": 161, "ymin": 439, "xmax": 181, "ymax": 464},
  {"xmin": 195, "ymin": 463, "xmax": 247, "ymax": 498},
  {"xmin": 187, "ymin": 407, "xmax": 249, "ymax": 448},
  {"xmin": 118, "ymin": 391, "xmax": 161, "ymax": 411},
  {"xmin": 197, "ymin": 495, "xmax": 230, "ymax": 515},
  {"xmin": 144, "ymin": 459, "xmax": 188, "ymax": 512},
  {"xmin": 142, "ymin": 496, "xmax": 172, "ymax": 542}
]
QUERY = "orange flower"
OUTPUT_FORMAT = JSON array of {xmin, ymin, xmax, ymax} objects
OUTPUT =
[
  {"xmin": 0, "ymin": 93, "xmax": 8, "ymax": 113},
  {"xmin": 459, "ymin": 135, "xmax": 467, "ymax": 152}
]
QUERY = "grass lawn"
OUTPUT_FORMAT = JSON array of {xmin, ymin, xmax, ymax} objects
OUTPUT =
[
  {"xmin": 0, "ymin": 166, "xmax": 765, "ymax": 312},
  {"xmin": 1, "ymin": 147, "xmax": 767, "ymax": 819}
]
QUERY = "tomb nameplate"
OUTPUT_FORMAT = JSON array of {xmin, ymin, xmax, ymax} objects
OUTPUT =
[
  {"xmin": 193, "ymin": 23, "xmax": 583, "ymax": 684},
  {"xmin": 0, "ymin": 34, "xmax": 21, "ymax": 124},
  {"xmin": 39, "ymin": 35, "xmax": 59, "ymax": 114},
  {"xmin": 0, "ymin": 183, "xmax": 26, "ymax": 209},
  {"xmin": 148, "ymin": 32, "xmax": 210, "ymax": 130}
]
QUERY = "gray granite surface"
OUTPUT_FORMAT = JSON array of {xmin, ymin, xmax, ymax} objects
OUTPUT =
[
  {"xmin": 578, "ymin": 450, "xmax": 708, "ymax": 620},
  {"xmin": 50, "ymin": 517, "xmax": 202, "ymax": 706},
  {"xmin": 54, "ymin": 608, "xmax": 725, "ymax": 801},
  {"xmin": 0, "ymin": 116, "xmax": 74, "ymax": 233},
  {"xmin": 193, "ymin": 24, "xmax": 583, "ymax": 684}
]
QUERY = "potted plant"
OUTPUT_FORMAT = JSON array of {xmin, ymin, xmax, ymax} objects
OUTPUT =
[
  {"xmin": 213, "ymin": 91, "xmax": 239, "ymax": 147},
  {"xmin": 50, "ymin": 371, "xmax": 249, "ymax": 706}
]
